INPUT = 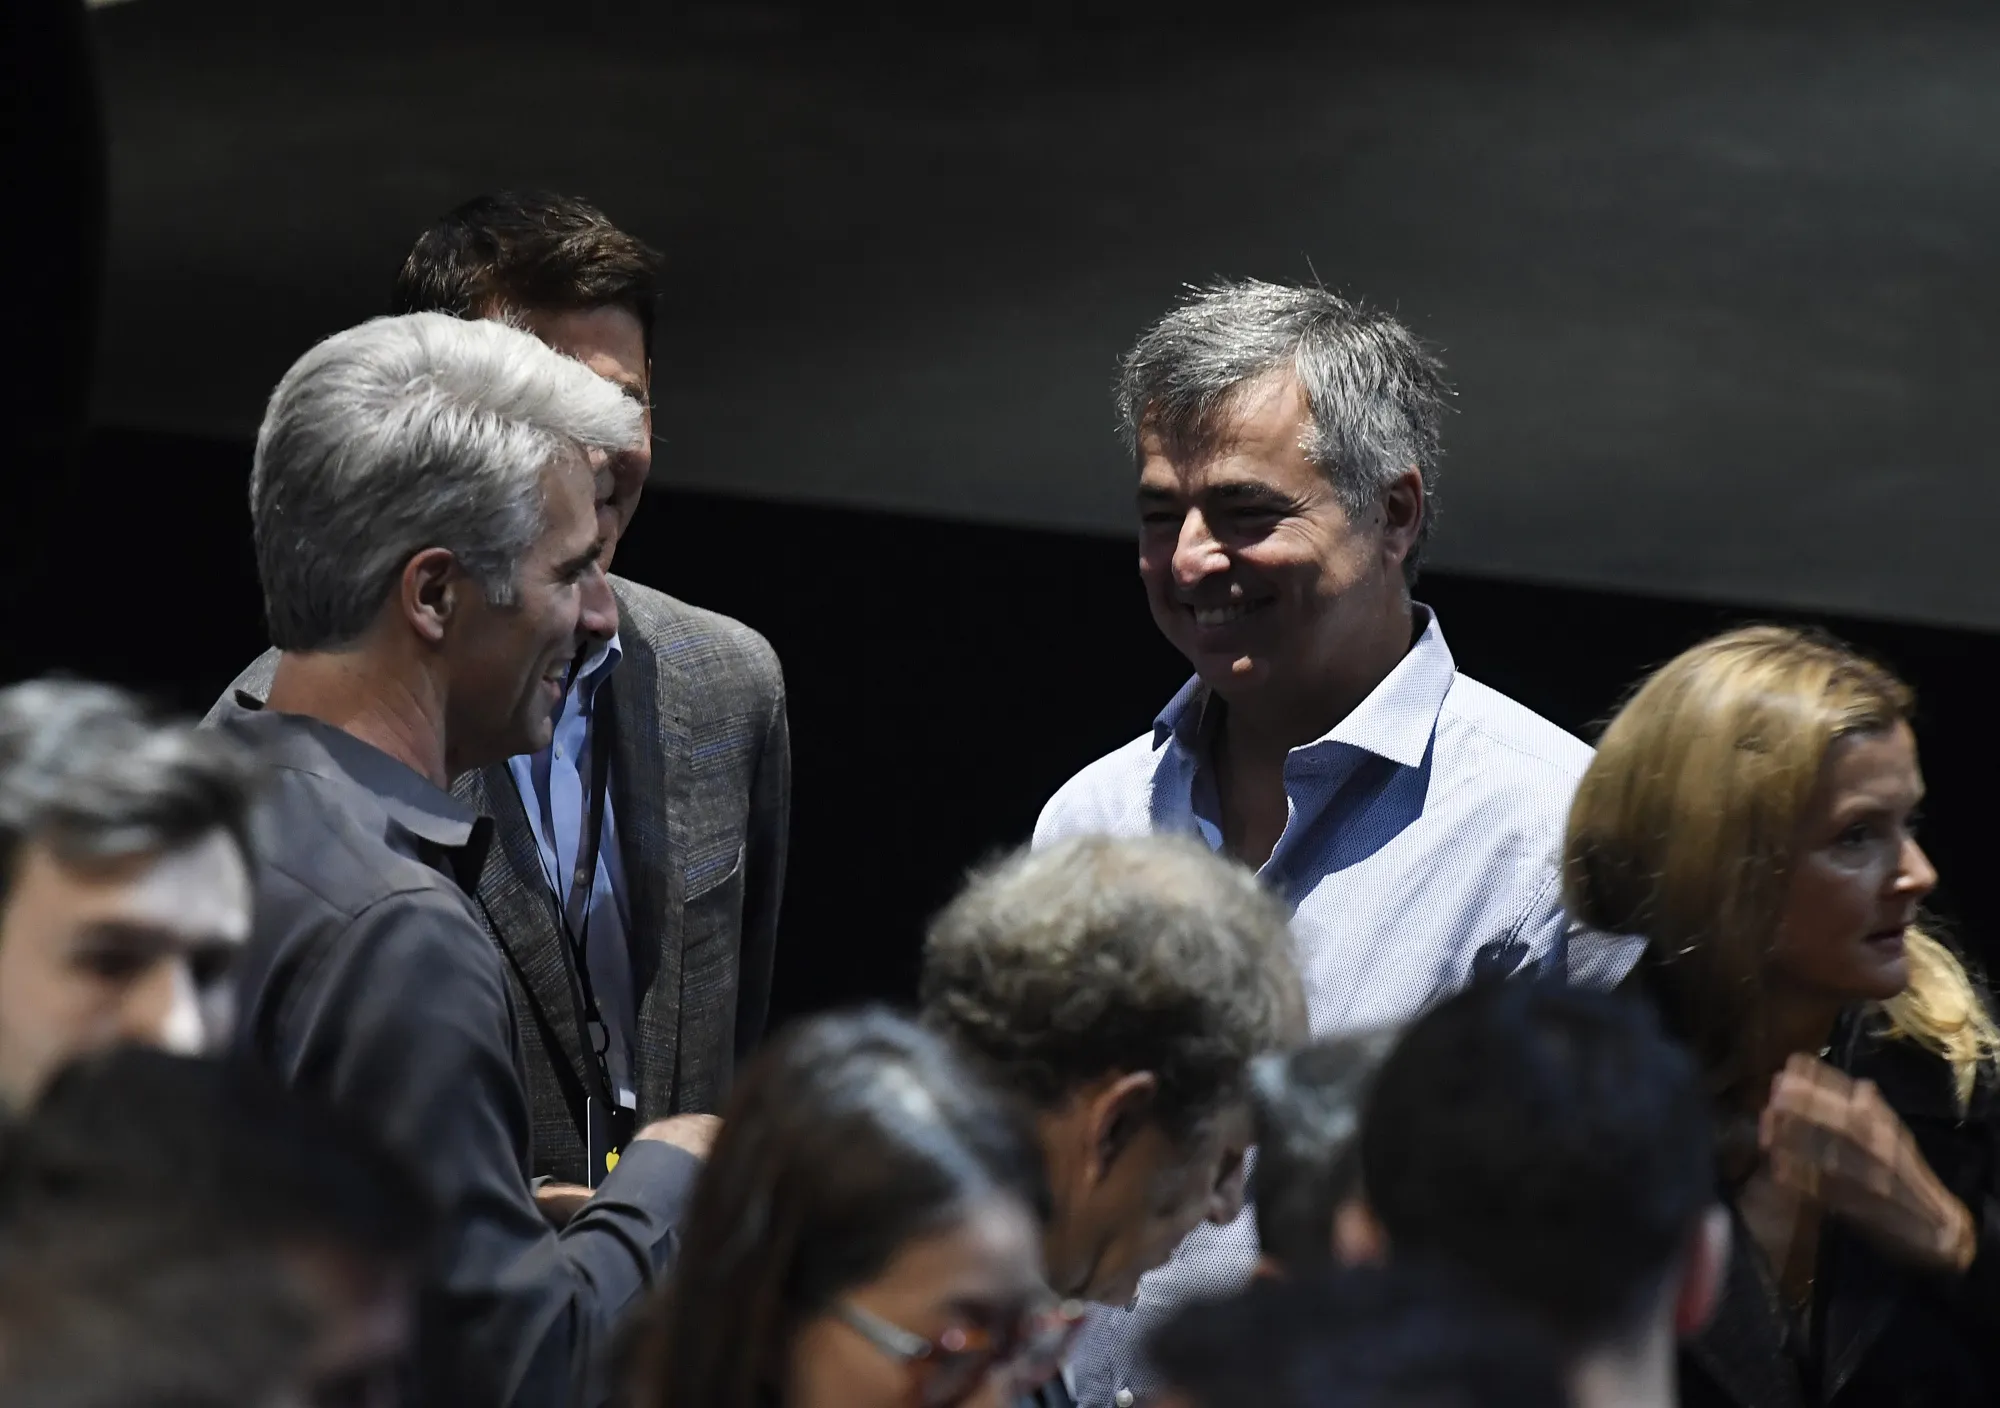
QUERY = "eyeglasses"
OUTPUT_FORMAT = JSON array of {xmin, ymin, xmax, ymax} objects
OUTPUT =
[{"xmin": 834, "ymin": 1296, "xmax": 1088, "ymax": 1408}]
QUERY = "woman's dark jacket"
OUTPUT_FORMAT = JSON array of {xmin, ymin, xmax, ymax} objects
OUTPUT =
[{"xmin": 1679, "ymin": 1017, "xmax": 2000, "ymax": 1408}]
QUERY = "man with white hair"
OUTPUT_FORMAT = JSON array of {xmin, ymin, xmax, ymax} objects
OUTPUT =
[{"xmin": 212, "ymin": 312, "xmax": 708, "ymax": 1408}]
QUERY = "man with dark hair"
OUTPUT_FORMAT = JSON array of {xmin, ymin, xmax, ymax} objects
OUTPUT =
[
  {"xmin": 0, "ymin": 679, "xmax": 258, "ymax": 1110},
  {"xmin": 0, "ymin": 1242, "xmax": 314, "ymax": 1408},
  {"xmin": 920, "ymin": 832, "xmax": 1306, "ymax": 1405},
  {"xmin": 1148, "ymin": 1264, "xmax": 1571, "ymax": 1408},
  {"xmin": 1353, "ymin": 981, "xmax": 1728, "ymax": 1408},
  {"xmin": 1035, "ymin": 280, "xmax": 1641, "ymax": 1405},
  {"xmin": 389, "ymin": 192, "xmax": 662, "ymax": 552},
  {"xmin": 1246, "ymin": 1030, "xmax": 1397, "ymax": 1277},
  {"xmin": 214, "ymin": 191, "xmax": 791, "ymax": 1195},
  {"xmin": 1, "ymin": 1048, "xmax": 434, "ymax": 1404},
  {"xmin": 211, "ymin": 313, "xmax": 709, "ymax": 1407}
]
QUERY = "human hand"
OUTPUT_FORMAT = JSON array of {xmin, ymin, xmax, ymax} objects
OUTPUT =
[
  {"xmin": 535, "ymin": 1181, "xmax": 594, "ymax": 1227},
  {"xmin": 633, "ymin": 1113, "xmax": 722, "ymax": 1159},
  {"xmin": 1760, "ymin": 1053, "xmax": 1976, "ymax": 1273}
]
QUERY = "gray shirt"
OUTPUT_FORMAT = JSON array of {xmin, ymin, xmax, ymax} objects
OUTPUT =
[{"xmin": 212, "ymin": 699, "xmax": 700, "ymax": 1408}]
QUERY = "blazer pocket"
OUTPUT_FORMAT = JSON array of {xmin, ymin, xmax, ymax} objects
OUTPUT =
[
  {"xmin": 682, "ymin": 843, "xmax": 748, "ymax": 970},
  {"xmin": 685, "ymin": 841, "xmax": 746, "ymax": 903}
]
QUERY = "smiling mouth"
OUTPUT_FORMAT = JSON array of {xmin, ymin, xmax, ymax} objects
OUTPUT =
[{"xmin": 1187, "ymin": 600, "xmax": 1273, "ymax": 628}]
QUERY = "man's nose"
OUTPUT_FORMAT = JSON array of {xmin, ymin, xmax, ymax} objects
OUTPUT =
[
  {"xmin": 578, "ymin": 562, "xmax": 619, "ymax": 642},
  {"xmin": 125, "ymin": 960, "xmax": 204, "ymax": 1055},
  {"xmin": 1172, "ymin": 510, "xmax": 1229, "ymax": 588}
]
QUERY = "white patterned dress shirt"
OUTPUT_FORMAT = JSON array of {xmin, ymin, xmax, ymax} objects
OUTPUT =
[{"xmin": 1032, "ymin": 605, "xmax": 1644, "ymax": 1408}]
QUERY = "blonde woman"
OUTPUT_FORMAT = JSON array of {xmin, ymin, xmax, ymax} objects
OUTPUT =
[{"xmin": 1565, "ymin": 626, "xmax": 2000, "ymax": 1408}]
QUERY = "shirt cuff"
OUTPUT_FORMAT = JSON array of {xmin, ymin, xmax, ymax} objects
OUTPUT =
[{"xmin": 557, "ymin": 1138, "xmax": 705, "ymax": 1306}]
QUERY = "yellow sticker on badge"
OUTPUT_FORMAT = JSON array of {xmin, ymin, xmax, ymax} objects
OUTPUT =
[{"xmin": 605, "ymin": 1150, "xmax": 619, "ymax": 1173}]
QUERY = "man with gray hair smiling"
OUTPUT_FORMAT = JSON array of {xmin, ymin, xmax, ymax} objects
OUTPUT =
[
  {"xmin": 1034, "ymin": 281, "xmax": 1642, "ymax": 1405},
  {"xmin": 211, "ymin": 311, "xmax": 709, "ymax": 1408}
]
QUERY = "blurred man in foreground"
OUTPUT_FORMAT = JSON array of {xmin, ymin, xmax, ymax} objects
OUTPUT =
[
  {"xmin": 1246, "ymin": 1030, "xmax": 1397, "ymax": 1277},
  {"xmin": 1149, "ymin": 1264, "xmax": 1570, "ymax": 1408},
  {"xmin": 0, "ymin": 680, "xmax": 257, "ymax": 1111},
  {"xmin": 0, "ymin": 1048, "xmax": 433, "ymax": 1405},
  {"xmin": 1353, "ymin": 981, "xmax": 1728, "ymax": 1408}
]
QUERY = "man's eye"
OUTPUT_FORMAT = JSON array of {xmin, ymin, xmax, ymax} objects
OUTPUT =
[{"xmin": 75, "ymin": 948, "xmax": 150, "ymax": 981}]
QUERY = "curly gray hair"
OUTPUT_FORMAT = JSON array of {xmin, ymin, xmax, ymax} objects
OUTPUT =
[{"xmin": 920, "ymin": 834, "xmax": 1307, "ymax": 1139}]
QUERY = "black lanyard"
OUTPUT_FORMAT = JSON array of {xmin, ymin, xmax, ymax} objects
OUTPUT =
[{"xmin": 550, "ymin": 686, "xmax": 632, "ymax": 1182}]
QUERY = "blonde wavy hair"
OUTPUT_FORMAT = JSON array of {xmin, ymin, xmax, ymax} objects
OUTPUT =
[{"xmin": 1564, "ymin": 626, "xmax": 1998, "ymax": 1112}]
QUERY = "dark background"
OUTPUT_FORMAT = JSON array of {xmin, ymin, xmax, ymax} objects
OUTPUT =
[{"xmin": 9, "ymin": 0, "xmax": 1999, "ymax": 1023}]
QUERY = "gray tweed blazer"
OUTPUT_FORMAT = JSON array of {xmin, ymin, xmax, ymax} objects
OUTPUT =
[{"xmin": 208, "ymin": 575, "xmax": 791, "ymax": 1185}]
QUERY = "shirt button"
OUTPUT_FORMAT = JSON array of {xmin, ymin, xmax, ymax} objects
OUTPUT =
[
  {"xmin": 574, "ymin": 867, "xmax": 590, "ymax": 887},
  {"xmin": 553, "ymin": 745, "xmax": 564, "ymax": 760},
  {"xmin": 1115, "ymin": 1390, "xmax": 1135, "ymax": 1407}
]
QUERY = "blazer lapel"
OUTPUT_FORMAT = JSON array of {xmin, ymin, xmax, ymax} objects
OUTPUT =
[
  {"xmin": 608, "ymin": 581, "xmax": 691, "ymax": 1123},
  {"xmin": 454, "ymin": 762, "xmax": 592, "ymax": 1094}
]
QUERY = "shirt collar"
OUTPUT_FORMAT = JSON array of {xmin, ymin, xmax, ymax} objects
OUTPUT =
[
  {"xmin": 1151, "ymin": 604, "xmax": 1457, "ymax": 770},
  {"xmin": 219, "ymin": 695, "xmax": 490, "ymax": 877},
  {"xmin": 571, "ymin": 631, "xmax": 623, "ymax": 703}
]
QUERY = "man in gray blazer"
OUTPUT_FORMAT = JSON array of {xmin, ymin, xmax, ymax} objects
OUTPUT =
[{"xmin": 212, "ymin": 193, "xmax": 790, "ymax": 1190}]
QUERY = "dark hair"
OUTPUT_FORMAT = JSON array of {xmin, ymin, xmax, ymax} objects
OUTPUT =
[
  {"xmin": 920, "ymin": 834, "xmax": 1305, "ymax": 1140},
  {"xmin": 1118, "ymin": 280, "xmax": 1449, "ymax": 587},
  {"xmin": 0, "ymin": 1241, "xmax": 315, "ymax": 1408},
  {"xmin": 0, "ymin": 1048, "xmax": 433, "ymax": 1268},
  {"xmin": 0, "ymin": 680, "xmax": 258, "ymax": 897},
  {"xmin": 628, "ymin": 1008, "xmax": 1048, "ymax": 1408},
  {"xmin": 1149, "ymin": 1264, "xmax": 1569, "ymax": 1408},
  {"xmin": 1359, "ymin": 981, "xmax": 1713, "ymax": 1348},
  {"xmin": 1248, "ymin": 1030, "xmax": 1398, "ymax": 1274},
  {"xmin": 392, "ymin": 191, "xmax": 661, "ymax": 357}
]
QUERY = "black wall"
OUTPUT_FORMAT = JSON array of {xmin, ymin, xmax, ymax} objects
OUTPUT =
[{"xmin": 23, "ymin": 428, "xmax": 1998, "ymax": 1027}]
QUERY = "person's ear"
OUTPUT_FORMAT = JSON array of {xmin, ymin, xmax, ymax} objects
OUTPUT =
[
  {"xmin": 1088, "ymin": 1072, "xmax": 1159, "ymax": 1188},
  {"xmin": 399, "ymin": 548, "xmax": 462, "ymax": 646},
  {"xmin": 1674, "ymin": 1205, "xmax": 1732, "ymax": 1337},
  {"xmin": 1377, "ymin": 466, "xmax": 1424, "ymax": 571},
  {"xmin": 1332, "ymin": 1195, "xmax": 1389, "ymax": 1267}
]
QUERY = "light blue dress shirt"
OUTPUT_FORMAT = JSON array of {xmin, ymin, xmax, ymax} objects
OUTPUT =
[
  {"xmin": 506, "ymin": 633, "xmax": 638, "ymax": 1111},
  {"xmin": 1033, "ymin": 605, "xmax": 1644, "ymax": 1408}
]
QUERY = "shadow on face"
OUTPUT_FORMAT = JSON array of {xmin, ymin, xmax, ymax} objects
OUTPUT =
[
  {"xmin": 1050, "ymin": 1090, "xmax": 1256, "ymax": 1308},
  {"xmin": 440, "ymin": 450, "xmax": 614, "ymax": 772},
  {"xmin": 0, "ymin": 828, "xmax": 250, "ymax": 1110},
  {"xmin": 517, "ymin": 305, "xmax": 652, "ymax": 565}
]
